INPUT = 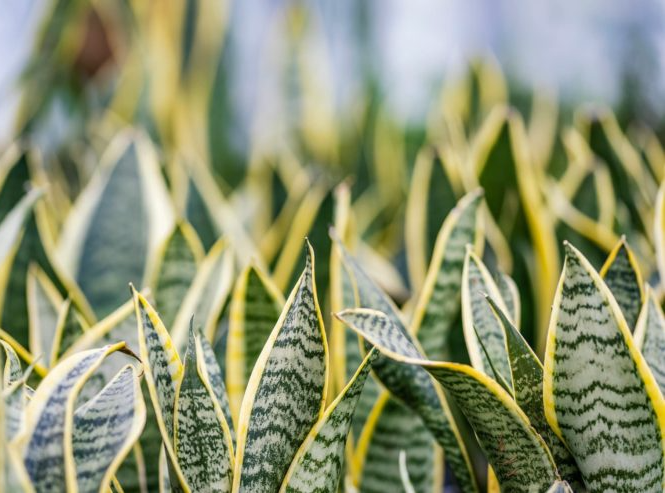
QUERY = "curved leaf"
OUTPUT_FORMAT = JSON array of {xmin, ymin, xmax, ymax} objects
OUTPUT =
[
  {"xmin": 600, "ymin": 238, "xmax": 644, "ymax": 330},
  {"xmin": 1, "ymin": 340, "xmax": 23, "ymax": 386},
  {"xmin": 543, "ymin": 242, "xmax": 665, "ymax": 492},
  {"xmin": 232, "ymin": 243, "xmax": 328, "ymax": 493},
  {"xmin": 26, "ymin": 264, "xmax": 62, "ymax": 368},
  {"xmin": 633, "ymin": 287, "xmax": 665, "ymax": 395}
]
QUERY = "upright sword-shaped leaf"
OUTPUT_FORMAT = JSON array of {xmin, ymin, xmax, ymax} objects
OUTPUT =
[
  {"xmin": 600, "ymin": 238, "xmax": 644, "ymax": 330},
  {"xmin": 544, "ymin": 242, "xmax": 665, "ymax": 493},
  {"xmin": 232, "ymin": 242, "xmax": 328, "ymax": 492},
  {"xmin": 633, "ymin": 287, "xmax": 665, "ymax": 394}
]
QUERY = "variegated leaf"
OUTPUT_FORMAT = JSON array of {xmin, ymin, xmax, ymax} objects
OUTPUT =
[
  {"xmin": 58, "ymin": 132, "xmax": 174, "ymax": 318},
  {"xmin": 356, "ymin": 393, "xmax": 438, "ymax": 493},
  {"xmin": 72, "ymin": 365, "xmax": 145, "ymax": 493},
  {"xmin": 233, "ymin": 243, "xmax": 327, "ymax": 493},
  {"xmin": 152, "ymin": 221, "xmax": 203, "ymax": 329},
  {"xmin": 543, "ymin": 242, "xmax": 665, "ymax": 492},
  {"xmin": 334, "ymin": 238, "xmax": 479, "ymax": 493},
  {"xmin": 337, "ymin": 308, "xmax": 560, "ymax": 493},
  {"xmin": 50, "ymin": 299, "xmax": 88, "ymax": 365},
  {"xmin": 409, "ymin": 189, "xmax": 483, "ymax": 360},
  {"xmin": 132, "ymin": 288, "xmax": 189, "ymax": 491},
  {"xmin": 226, "ymin": 264, "xmax": 283, "ymax": 423},
  {"xmin": 486, "ymin": 297, "xmax": 582, "ymax": 488},
  {"xmin": 546, "ymin": 481, "xmax": 574, "ymax": 493},
  {"xmin": 3, "ymin": 379, "xmax": 27, "ymax": 441},
  {"xmin": 17, "ymin": 343, "xmax": 126, "ymax": 491},
  {"xmin": 634, "ymin": 288, "xmax": 665, "ymax": 393},
  {"xmin": 0, "ymin": 188, "xmax": 40, "ymax": 266},
  {"xmin": 495, "ymin": 272, "xmax": 520, "ymax": 328},
  {"xmin": 600, "ymin": 238, "xmax": 644, "ymax": 330},
  {"xmin": 280, "ymin": 349, "xmax": 377, "ymax": 493},
  {"xmin": 1, "ymin": 340, "xmax": 22, "ymax": 386},
  {"xmin": 27, "ymin": 264, "xmax": 62, "ymax": 368},
  {"xmin": 174, "ymin": 329, "xmax": 234, "ymax": 492},
  {"xmin": 461, "ymin": 249, "xmax": 513, "ymax": 388}
]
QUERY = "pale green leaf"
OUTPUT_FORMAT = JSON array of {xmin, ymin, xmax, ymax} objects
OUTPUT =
[
  {"xmin": 27, "ymin": 265, "xmax": 62, "ymax": 368},
  {"xmin": 543, "ymin": 242, "xmax": 665, "ymax": 493},
  {"xmin": 0, "ymin": 340, "xmax": 22, "ymax": 386},
  {"xmin": 546, "ymin": 481, "xmax": 574, "ymax": 493},
  {"xmin": 634, "ymin": 288, "xmax": 665, "ymax": 394},
  {"xmin": 600, "ymin": 238, "xmax": 644, "ymax": 330}
]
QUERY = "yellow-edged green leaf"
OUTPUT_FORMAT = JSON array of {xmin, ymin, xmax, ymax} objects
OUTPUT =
[
  {"xmin": 50, "ymin": 299, "xmax": 88, "ymax": 365},
  {"xmin": 26, "ymin": 264, "xmax": 62, "ymax": 368},
  {"xmin": 0, "ymin": 148, "xmax": 31, "ymax": 222},
  {"xmin": 600, "ymin": 238, "xmax": 644, "ymax": 330},
  {"xmin": 462, "ymin": 248, "xmax": 513, "ymax": 387},
  {"xmin": 173, "ymin": 329, "xmax": 234, "ymax": 492},
  {"xmin": 409, "ymin": 189, "xmax": 484, "ymax": 360},
  {"xmin": 3, "ymin": 379, "xmax": 27, "ymax": 441},
  {"xmin": 58, "ymin": 132, "xmax": 174, "ymax": 318},
  {"xmin": 487, "ymin": 297, "xmax": 582, "ymax": 488},
  {"xmin": 543, "ymin": 242, "xmax": 665, "ymax": 493},
  {"xmin": 334, "ymin": 239, "xmax": 478, "ymax": 493},
  {"xmin": 1, "ymin": 340, "xmax": 22, "ymax": 386},
  {"xmin": 16, "ymin": 342, "xmax": 126, "ymax": 491},
  {"xmin": 226, "ymin": 264, "xmax": 283, "ymax": 423},
  {"xmin": 495, "ymin": 272, "xmax": 520, "ymax": 328},
  {"xmin": 72, "ymin": 365, "xmax": 145, "ymax": 493},
  {"xmin": 633, "ymin": 287, "xmax": 665, "ymax": 395},
  {"xmin": 337, "ymin": 308, "xmax": 559, "ymax": 492},
  {"xmin": 233, "ymin": 243, "xmax": 328, "ymax": 493},
  {"xmin": 0, "ymin": 189, "xmax": 40, "ymax": 267},
  {"xmin": 152, "ymin": 221, "xmax": 204, "ymax": 329},
  {"xmin": 355, "ymin": 392, "xmax": 438, "ymax": 493},
  {"xmin": 280, "ymin": 349, "xmax": 377, "ymax": 493},
  {"xmin": 656, "ymin": 181, "xmax": 665, "ymax": 292}
]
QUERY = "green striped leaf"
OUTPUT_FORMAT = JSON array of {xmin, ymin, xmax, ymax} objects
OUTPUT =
[
  {"xmin": 26, "ymin": 265, "xmax": 62, "ymax": 368},
  {"xmin": 461, "ymin": 249, "xmax": 513, "ymax": 388},
  {"xmin": 132, "ymin": 288, "xmax": 188, "ymax": 491},
  {"xmin": 409, "ymin": 189, "xmax": 483, "ymax": 360},
  {"xmin": 226, "ymin": 264, "xmax": 283, "ymax": 424},
  {"xmin": 496, "ymin": 272, "xmax": 520, "ymax": 328},
  {"xmin": 173, "ymin": 329, "xmax": 234, "ymax": 492},
  {"xmin": 152, "ymin": 221, "xmax": 203, "ymax": 329},
  {"xmin": 600, "ymin": 238, "xmax": 644, "ymax": 330},
  {"xmin": 634, "ymin": 288, "xmax": 665, "ymax": 393},
  {"xmin": 1, "ymin": 340, "xmax": 22, "ymax": 386},
  {"xmin": 337, "ymin": 308, "xmax": 560, "ymax": 492},
  {"xmin": 4, "ymin": 378, "xmax": 28, "ymax": 441},
  {"xmin": 334, "ymin": 238, "xmax": 478, "ymax": 493},
  {"xmin": 356, "ymin": 393, "xmax": 438, "ymax": 493},
  {"xmin": 233, "ymin": 243, "xmax": 327, "ymax": 493},
  {"xmin": 487, "ymin": 297, "xmax": 582, "ymax": 488},
  {"xmin": 58, "ymin": 132, "xmax": 174, "ymax": 318},
  {"xmin": 72, "ymin": 365, "xmax": 145, "ymax": 493},
  {"xmin": 197, "ymin": 329, "xmax": 235, "ymax": 442},
  {"xmin": 280, "ymin": 349, "xmax": 377, "ymax": 493},
  {"xmin": 17, "ymin": 342, "xmax": 126, "ymax": 491},
  {"xmin": 543, "ymin": 242, "xmax": 665, "ymax": 493}
]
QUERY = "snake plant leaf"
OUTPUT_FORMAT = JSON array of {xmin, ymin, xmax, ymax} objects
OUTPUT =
[
  {"xmin": 171, "ymin": 238, "xmax": 234, "ymax": 350},
  {"xmin": 173, "ymin": 329, "xmax": 234, "ymax": 492},
  {"xmin": 409, "ymin": 189, "xmax": 484, "ymax": 360},
  {"xmin": 1, "ymin": 340, "xmax": 22, "ymax": 386},
  {"xmin": 0, "ymin": 148, "xmax": 31, "ymax": 221},
  {"xmin": 4, "ymin": 379, "xmax": 27, "ymax": 441},
  {"xmin": 486, "ymin": 296, "xmax": 582, "ymax": 488},
  {"xmin": 152, "ymin": 221, "xmax": 204, "ymax": 329},
  {"xmin": 656, "ymin": 182, "xmax": 665, "ymax": 291},
  {"xmin": 633, "ymin": 287, "xmax": 665, "ymax": 394},
  {"xmin": 461, "ymin": 248, "xmax": 513, "ymax": 388},
  {"xmin": 546, "ymin": 481, "xmax": 574, "ymax": 493},
  {"xmin": 233, "ymin": 243, "xmax": 328, "ymax": 493},
  {"xmin": 600, "ymin": 238, "xmax": 644, "ymax": 330},
  {"xmin": 355, "ymin": 393, "xmax": 438, "ymax": 493},
  {"xmin": 197, "ymin": 329, "xmax": 235, "ymax": 442},
  {"xmin": 398, "ymin": 451, "xmax": 416, "ymax": 493},
  {"xmin": 226, "ymin": 264, "xmax": 284, "ymax": 423},
  {"xmin": 132, "ymin": 288, "xmax": 189, "ymax": 491},
  {"xmin": 58, "ymin": 132, "xmax": 174, "ymax": 318},
  {"xmin": 543, "ymin": 242, "xmax": 665, "ymax": 493},
  {"xmin": 27, "ymin": 264, "xmax": 62, "ymax": 368},
  {"xmin": 17, "ymin": 342, "xmax": 126, "ymax": 491},
  {"xmin": 337, "ymin": 308, "xmax": 560, "ymax": 492},
  {"xmin": 279, "ymin": 349, "xmax": 377, "ymax": 493},
  {"xmin": 0, "ymin": 188, "xmax": 40, "ymax": 266},
  {"xmin": 334, "ymin": 237, "xmax": 478, "ymax": 493},
  {"xmin": 495, "ymin": 272, "xmax": 520, "ymax": 328},
  {"xmin": 50, "ymin": 299, "xmax": 88, "ymax": 365},
  {"xmin": 72, "ymin": 365, "xmax": 146, "ymax": 493}
]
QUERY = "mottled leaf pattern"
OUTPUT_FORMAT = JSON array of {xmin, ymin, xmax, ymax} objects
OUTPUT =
[
  {"xmin": 544, "ymin": 242, "xmax": 665, "ymax": 493},
  {"xmin": 409, "ymin": 189, "xmax": 483, "ymax": 360},
  {"xmin": 226, "ymin": 265, "xmax": 283, "ymax": 423},
  {"xmin": 280, "ymin": 349, "xmax": 377, "ymax": 493},
  {"xmin": 174, "ymin": 330, "xmax": 233, "ymax": 492},
  {"xmin": 496, "ymin": 272, "xmax": 520, "ymax": 328},
  {"xmin": 233, "ymin": 244, "xmax": 327, "ymax": 492},
  {"xmin": 0, "ymin": 340, "xmax": 22, "ymax": 386},
  {"xmin": 335, "ymin": 241, "xmax": 478, "ymax": 493},
  {"xmin": 337, "ymin": 308, "xmax": 559, "ymax": 493},
  {"xmin": 72, "ymin": 365, "xmax": 145, "ymax": 493},
  {"xmin": 634, "ymin": 289, "xmax": 665, "ymax": 393},
  {"xmin": 600, "ymin": 238, "xmax": 644, "ymax": 330}
]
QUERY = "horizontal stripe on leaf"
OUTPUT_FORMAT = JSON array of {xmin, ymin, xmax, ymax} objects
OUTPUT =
[
  {"xmin": 174, "ymin": 329, "xmax": 234, "ymax": 492},
  {"xmin": 600, "ymin": 238, "xmax": 644, "ymax": 330},
  {"xmin": 543, "ymin": 242, "xmax": 665, "ymax": 493},
  {"xmin": 337, "ymin": 308, "xmax": 560, "ymax": 493},
  {"xmin": 280, "ymin": 349, "xmax": 377, "ymax": 493},
  {"xmin": 72, "ymin": 365, "xmax": 145, "ymax": 493},
  {"xmin": 233, "ymin": 243, "xmax": 327, "ymax": 493}
]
